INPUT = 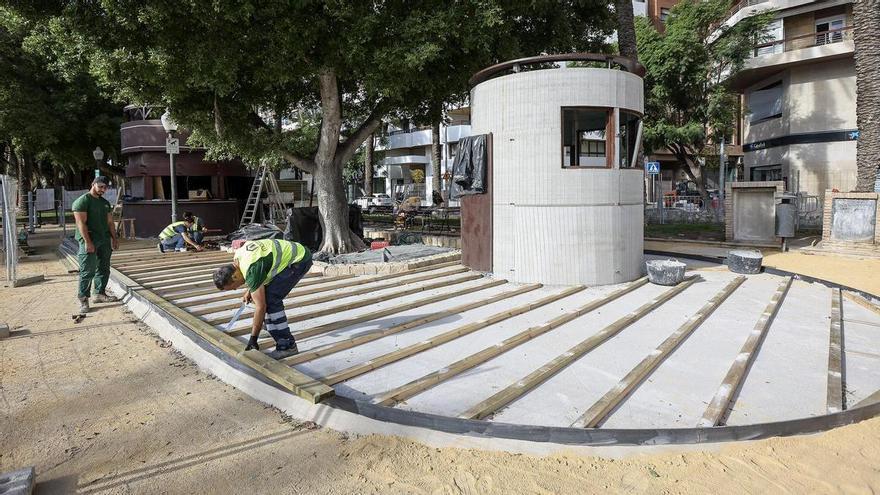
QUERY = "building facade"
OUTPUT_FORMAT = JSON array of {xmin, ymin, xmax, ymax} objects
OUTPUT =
[{"xmin": 725, "ymin": 0, "xmax": 857, "ymax": 210}]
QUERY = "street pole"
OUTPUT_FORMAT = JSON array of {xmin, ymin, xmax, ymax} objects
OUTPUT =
[
  {"xmin": 168, "ymin": 136, "xmax": 178, "ymax": 222},
  {"xmin": 719, "ymin": 137, "xmax": 727, "ymax": 219}
]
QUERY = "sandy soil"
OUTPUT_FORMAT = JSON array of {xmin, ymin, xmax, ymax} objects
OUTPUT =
[{"xmin": 2, "ymin": 229, "xmax": 880, "ymax": 494}]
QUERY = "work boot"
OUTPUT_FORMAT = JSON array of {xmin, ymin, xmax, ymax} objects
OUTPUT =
[
  {"xmin": 267, "ymin": 338, "xmax": 299, "ymax": 359},
  {"xmin": 78, "ymin": 296, "xmax": 90, "ymax": 314},
  {"xmin": 93, "ymin": 293, "xmax": 118, "ymax": 303},
  {"xmin": 157, "ymin": 242, "xmax": 165, "ymax": 253}
]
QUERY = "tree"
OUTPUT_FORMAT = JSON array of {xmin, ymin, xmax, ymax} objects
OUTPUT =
[
  {"xmin": 0, "ymin": 6, "xmax": 121, "ymax": 205},
  {"xmin": 615, "ymin": 0, "xmax": 639, "ymax": 60},
  {"xmin": 363, "ymin": 133, "xmax": 374, "ymax": 197},
  {"xmin": 637, "ymin": 0, "xmax": 771, "ymax": 203},
  {"xmin": 17, "ymin": 1, "xmax": 614, "ymax": 253},
  {"xmin": 853, "ymin": 0, "xmax": 880, "ymax": 192}
]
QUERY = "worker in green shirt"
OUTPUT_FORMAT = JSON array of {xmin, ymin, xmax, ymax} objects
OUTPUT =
[
  {"xmin": 212, "ymin": 239, "xmax": 312, "ymax": 359},
  {"xmin": 72, "ymin": 176, "xmax": 119, "ymax": 314}
]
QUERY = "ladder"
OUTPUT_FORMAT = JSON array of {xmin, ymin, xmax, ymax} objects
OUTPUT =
[
  {"xmin": 239, "ymin": 165, "xmax": 267, "ymax": 227},
  {"xmin": 238, "ymin": 163, "xmax": 290, "ymax": 228}
]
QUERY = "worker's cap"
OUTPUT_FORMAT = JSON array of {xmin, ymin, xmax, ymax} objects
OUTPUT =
[{"xmin": 92, "ymin": 176, "xmax": 110, "ymax": 186}]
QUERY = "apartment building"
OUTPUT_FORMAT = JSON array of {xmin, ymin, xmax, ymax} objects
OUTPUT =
[{"xmin": 725, "ymin": 0, "xmax": 857, "ymax": 205}]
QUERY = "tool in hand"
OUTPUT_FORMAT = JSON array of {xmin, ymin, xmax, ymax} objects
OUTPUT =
[{"xmin": 225, "ymin": 302, "xmax": 249, "ymax": 332}]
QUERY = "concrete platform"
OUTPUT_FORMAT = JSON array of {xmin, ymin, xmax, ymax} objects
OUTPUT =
[{"xmin": 61, "ymin": 239, "xmax": 880, "ymax": 449}]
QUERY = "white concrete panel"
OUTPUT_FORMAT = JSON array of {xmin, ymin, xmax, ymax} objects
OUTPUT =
[{"xmin": 841, "ymin": 298, "xmax": 880, "ymax": 406}]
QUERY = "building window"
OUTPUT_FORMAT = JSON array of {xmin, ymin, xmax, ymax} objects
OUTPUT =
[
  {"xmin": 660, "ymin": 7, "xmax": 670, "ymax": 23},
  {"xmin": 562, "ymin": 108, "xmax": 611, "ymax": 168},
  {"xmin": 750, "ymin": 164, "xmax": 782, "ymax": 182},
  {"xmin": 618, "ymin": 111, "xmax": 641, "ymax": 168},
  {"xmin": 747, "ymin": 81, "xmax": 783, "ymax": 123},
  {"xmin": 815, "ymin": 16, "xmax": 845, "ymax": 45}
]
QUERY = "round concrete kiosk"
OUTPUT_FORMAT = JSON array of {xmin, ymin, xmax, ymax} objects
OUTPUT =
[{"xmin": 467, "ymin": 54, "xmax": 645, "ymax": 286}]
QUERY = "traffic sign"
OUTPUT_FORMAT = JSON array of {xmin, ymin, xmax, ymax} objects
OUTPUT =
[
  {"xmin": 645, "ymin": 161, "xmax": 660, "ymax": 175},
  {"xmin": 165, "ymin": 137, "xmax": 180, "ymax": 155}
]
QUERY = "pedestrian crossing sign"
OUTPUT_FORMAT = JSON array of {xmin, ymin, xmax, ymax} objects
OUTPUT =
[{"xmin": 646, "ymin": 162, "xmax": 660, "ymax": 175}]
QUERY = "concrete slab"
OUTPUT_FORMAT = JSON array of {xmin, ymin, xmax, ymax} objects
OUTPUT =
[
  {"xmin": 0, "ymin": 466, "xmax": 35, "ymax": 495},
  {"xmin": 726, "ymin": 280, "xmax": 831, "ymax": 425}
]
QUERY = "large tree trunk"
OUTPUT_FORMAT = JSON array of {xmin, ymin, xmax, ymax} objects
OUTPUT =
[
  {"xmin": 615, "ymin": 0, "xmax": 639, "ymax": 61},
  {"xmin": 431, "ymin": 121, "xmax": 442, "ymax": 197},
  {"xmin": 853, "ymin": 0, "xmax": 880, "ymax": 192},
  {"xmin": 677, "ymin": 153, "xmax": 711, "ymax": 206},
  {"xmin": 315, "ymin": 161, "xmax": 365, "ymax": 254},
  {"xmin": 364, "ymin": 133, "xmax": 374, "ymax": 196}
]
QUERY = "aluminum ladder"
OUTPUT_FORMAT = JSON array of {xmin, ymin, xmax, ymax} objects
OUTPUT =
[{"xmin": 238, "ymin": 165, "xmax": 268, "ymax": 227}]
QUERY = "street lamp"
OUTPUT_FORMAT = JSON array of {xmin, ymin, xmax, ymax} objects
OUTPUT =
[
  {"xmin": 92, "ymin": 146, "xmax": 104, "ymax": 178},
  {"xmin": 161, "ymin": 109, "xmax": 179, "ymax": 222}
]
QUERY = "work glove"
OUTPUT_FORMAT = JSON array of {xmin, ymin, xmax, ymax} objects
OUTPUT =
[{"xmin": 245, "ymin": 335, "xmax": 260, "ymax": 351}]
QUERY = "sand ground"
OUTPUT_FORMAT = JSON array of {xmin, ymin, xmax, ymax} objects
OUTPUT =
[{"xmin": 2, "ymin": 229, "xmax": 879, "ymax": 494}]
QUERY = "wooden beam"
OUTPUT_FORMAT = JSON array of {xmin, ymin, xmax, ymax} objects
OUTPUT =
[
  {"xmin": 121, "ymin": 258, "xmax": 232, "ymax": 277},
  {"xmin": 174, "ymin": 275, "xmax": 355, "ymax": 308},
  {"xmin": 113, "ymin": 251, "xmax": 230, "ymax": 269},
  {"xmin": 374, "ymin": 277, "xmax": 649, "ymax": 407},
  {"xmin": 172, "ymin": 260, "xmax": 462, "ymax": 305},
  {"xmin": 109, "ymin": 268, "xmax": 334, "ymax": 403},
  {"xmin": 133, "ymin": 263, "xmax": 233, "ymax": 283},
  {"xmin": 225, "ymin": 273, "xmax": 485, "ymax": 334},
  {"xmin": 320, "ymin": 285, "xmax": 585, "ymax": 385},
  {"xmin": 192, "ymin": 266, "xmax": 468, "ymax": 317},
  {"xmin": 154, "ymin": 271, "xmax": 322, "ymax": 295},
  {"xmin": 698, "ymin": 277, "xmax": 793, "ymax": 427},
  {"xmin": 282, "ymin": 283, "xmax": 546, "ymax": 365},
  {"xmin": 459, "ymin": 277, "xmax": 699, "ymax": 421},
  {"xmin": 843, "ymin": 291, "xmax": 880, "ymax": 318},
  {"xmin": 827, "ymin": 288, "xmax": 845, "ymax": 414},
  {"xmin": 259, "ymin": 278, "xmax": 509, "ymax": 346},
  {"xmin": 574, "ymin": 276, "xmax": 746, "ymax": 428}
]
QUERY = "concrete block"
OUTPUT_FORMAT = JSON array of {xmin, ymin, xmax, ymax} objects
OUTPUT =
[
  {"xmin": 5, "ymin": 275, "xmax": 45, "ymax": 288},
  {"xmin": 0, "ymin": 466, "xmax": 35, "ymax": 495},
  {"xmin": 0, "ymin": 324, "xmax": 9, "ymax": 339},
  {"xmin": 728, "ymin": 249, "xmax": 763, "ymax": 274}
]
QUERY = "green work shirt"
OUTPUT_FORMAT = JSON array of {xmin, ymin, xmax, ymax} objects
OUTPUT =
[
  {"xmin": 72, "ymin": 193, "xmax": 112, "ymax": 243},
  {"xmin": 244, "ymin": 255, "xmax": 274, "ymax": 293}
]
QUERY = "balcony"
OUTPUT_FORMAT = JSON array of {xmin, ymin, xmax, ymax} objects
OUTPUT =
[
  {"xmin": 120, "ymin": 120, "xmax": 198, "ymax": 155},
  {"xmin": 715, "ymin": 0, "xmax": 820, "ymax": 31},
  {"xmin": 443, "ymin": 124, "xmax": 471, "ymax": 143},
  {"xmin": 728, "ymin": 26, "xmax": 853, "ymax": 90}
]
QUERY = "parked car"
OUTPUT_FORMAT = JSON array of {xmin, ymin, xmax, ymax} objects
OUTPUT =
[{"xmin": 354, "ymin": 193, "xmax": 393, "ymax": 213}]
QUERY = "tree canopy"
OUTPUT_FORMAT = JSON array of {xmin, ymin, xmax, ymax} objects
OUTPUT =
[
  {"xmin": 637, "ymin": 0, "xmax": 771, "ymax": 200},
  {"xmin": 11, "ymin": 0, "xmax": 615, "ymax": 252}
]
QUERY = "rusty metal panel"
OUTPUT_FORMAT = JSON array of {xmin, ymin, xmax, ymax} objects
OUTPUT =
[{"xmin": 461, "ymin": 133, "xmax": 493, "ymax": 272}]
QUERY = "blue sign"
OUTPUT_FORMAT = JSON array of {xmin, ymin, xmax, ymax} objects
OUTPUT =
[
  {"xmin": 849, "ymin": 130, "xmax": 859, "ymax": 140},
  {"xmin": 645, "ymin": 161, "xmax": 660, "ymax": 175}
]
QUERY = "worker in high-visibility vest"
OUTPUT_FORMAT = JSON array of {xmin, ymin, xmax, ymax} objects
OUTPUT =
[
  {"xmin": 213, "ymin": 239, "xmax": 312, "ymax": 358},
  {"xmin": 183, "ymin": 211, "xmax": 207, "ymax": 244},
  {"xmin": 157, "ymin": 217, "xmax": 203, "ymax": 253}
]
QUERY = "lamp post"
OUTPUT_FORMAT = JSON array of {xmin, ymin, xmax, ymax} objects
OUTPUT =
[
  {"xmin": 160, "ymin": 109, "xmax": 179, "ymax": 222},
  {"xmin": 92, "ymin": 146, "xmax": 104, "ymax": 178}
]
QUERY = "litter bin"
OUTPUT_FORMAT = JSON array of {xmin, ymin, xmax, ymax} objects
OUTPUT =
[{"xmin": 775, "ymin": 194, "xmax": 797, "ymax": 238}]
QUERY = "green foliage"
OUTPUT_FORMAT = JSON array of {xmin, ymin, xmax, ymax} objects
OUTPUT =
[
  {"xmin": 637, "ymin": 0, "xmax": 772, "ymax": 180},
  {"xmin": 0, "ymin": 7, "xmax": 121, "ymax": 179},
  {"xmin": 11, "ymin": 1, "xmax": 615, "ymax": 170}
]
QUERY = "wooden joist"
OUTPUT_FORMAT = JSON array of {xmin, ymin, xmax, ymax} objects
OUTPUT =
[
  {"xmin": 373, "ymin": 277, "xmax": 650, "ymax": 407},
  {"xmin": 282, "ymin": 283, "xmax": 548, "ymax": 365},
  {"xmin": 174, "ymin": 275, "xmax": 355, "ymax": 308},
  {"xmin": 258, "ymin": 278, "xmax": 509, "ymax": 346},
  {"xmin": 109, "ymin": 268, "xmax": 334, "ymax": 403},
  {"xmin": 698, "ymin": 277, "xmax": 793, "ymax": 427},
  {"xmin": 154, "ymin": 271, "xmax": 322, "ymax": 296},
  {"xmin": 459, "ymin": 277, "xmax": 699, "ymax": 421},
  {"xmin": 574, "ymin": 276, "xmax": 746, "ymax": 428},
  {"xmin": 192, "ymin": 265, "xmax": 468, "ymax": 317},
  {"xmin": 827, "ymin": 288, "xmax": 845, "ymax": 414},
  {"xmin": 223, "ymin": 273, "xmax": 484, "ymax": 333},
  {"xmin": 843, "ymin": 291, "xmax": 880, "ymax": 318},
  {"xmin": 319, "ymin": 285, "xmax": 585, "ymax": 385},
  {"xmin": 114, "ymin": 251, "xmax": 230, "ymax": 269},
  {"xmin": 174, "ymin": 260, "xmax": 461, "ymax": 307},
  {"xmin": 132, "ymin": 263, "xmax": 233, "ymax": 282}
]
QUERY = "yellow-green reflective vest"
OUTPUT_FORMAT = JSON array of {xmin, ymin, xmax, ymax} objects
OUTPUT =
[
  {"xmin": 159, "ymin": 221, "xmax": 188, "ymax": 240},
  {"xmin": 234, "ymin": 239, "xmax": 306, "ymax": 287}
]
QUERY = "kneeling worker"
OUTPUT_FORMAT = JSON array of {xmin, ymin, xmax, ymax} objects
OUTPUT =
[
  {"xmin": 184, "ymin": 211, "xmax": 207, "ymax": 244},
  {"xmin": 157, "ymin": 217, "xmax": 203, "ymax": 253},
  {"xmin": 212, "ymin": 239, "xmax": 312, "ymax": 358}
]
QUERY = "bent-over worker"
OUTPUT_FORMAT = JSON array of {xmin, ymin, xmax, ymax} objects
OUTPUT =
[
  {"xmin": 212, "ymin": 239, "xmax": 312, "ymax": 359},
  {"xmin": 72, "ymin": 176, "xmax": 119, "ymax": 314},
  {"xmin": 157, "ymin": 217, "xmax": 203, "ymax": 253},
  {"xmin": 184, "ymin": 211, "xmax": 207, "ymax": 244}
]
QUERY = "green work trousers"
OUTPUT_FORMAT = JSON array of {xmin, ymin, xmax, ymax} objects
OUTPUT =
[{"xmin": 78, "ymin": 239, "xmax": 112, "ymax": 298}]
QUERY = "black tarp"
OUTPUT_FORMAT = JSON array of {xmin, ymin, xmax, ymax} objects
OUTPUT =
[
  {"xmin": 284, "ymin": 206, "xmax": 364, "ymax": 251},
  {"xmin": 450, "ymin": 134, "xmax": 488, "ymax": 199},
  {"xmin": 225, "ymin": 223, "xmax": 285, "ymax": 241}
]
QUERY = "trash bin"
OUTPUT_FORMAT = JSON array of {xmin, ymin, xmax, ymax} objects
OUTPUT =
[{"xmin": 775, "ymin": 194, "xmax": 797, "ymax": 238}]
